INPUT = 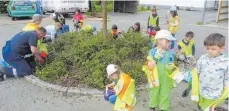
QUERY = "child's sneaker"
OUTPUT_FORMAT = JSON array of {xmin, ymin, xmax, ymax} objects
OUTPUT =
[{"xmin": 149, "ymin": 108, "xmax": 156, "ymax": 111}]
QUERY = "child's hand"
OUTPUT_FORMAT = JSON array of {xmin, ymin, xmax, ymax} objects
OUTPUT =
[
  {"xmin": 148, "ymin": 60, "xmax": 156, "ymax": 69},
  {"xmin": 106, "ymin": 83, "xmax": 115, "ymax": 88},
  {"xmin": 167, "ymin": 20, "xmax": 169, "ymax": 24},
  {"xmin": 178, "ymin": 50, "xmax": 183, "ymax": 54}
]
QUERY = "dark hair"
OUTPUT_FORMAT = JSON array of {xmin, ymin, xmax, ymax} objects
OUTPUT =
[
  {"xmin": 112, "ymin": 24, "xmax": 118, "ymax": 30},
  {"xmin": 154, "ymin": 26, "xmax": 160, "ymax": 31},
  {"xmin": 152, "ymin": 6, "xmax": 157, "ymax": 11},
  {"xmin": 75, "ymin": 8, "xmax": 81, "ymax": 13},
  {"xmin": 171, "ymin": 11, "xmax": 178, "ymax": 17},
  {"xmin": 37, "ymin": 27, "xmax": 46, "ymax": 33},
  {"xmin": 185, "ymin": 31, "xmax": 194, "ymax": 38},
  {"xmin": 134, "ymin": 22, "xmax": 141, "ymax": 32},
  {"xmin": 204, "ymin": 33, "xmax": 225, "ymax": 47}
]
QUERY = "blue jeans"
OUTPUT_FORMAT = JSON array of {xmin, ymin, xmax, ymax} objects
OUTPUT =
[
  {"xmin": 170, "ymin": 34, "xmax": 176, "ymax": 49},
  {"xmin": 2, "ymin": 41, "xmax": 32, "ymax": 78}
]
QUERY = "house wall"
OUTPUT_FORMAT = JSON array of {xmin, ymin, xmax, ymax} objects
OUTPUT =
[{"xmin": 139, "ymin": 0, "xmax": 217, "ymax": 8}]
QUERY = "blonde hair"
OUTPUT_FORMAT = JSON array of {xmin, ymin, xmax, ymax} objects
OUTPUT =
[{"xmin": 31, "ymin": 14, "xmax": 42, "ymax": 23}]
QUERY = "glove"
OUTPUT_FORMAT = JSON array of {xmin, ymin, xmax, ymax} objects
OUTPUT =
[{"xmin": 40, "ymin": 52, "xmax": 47, "ymax": 59}]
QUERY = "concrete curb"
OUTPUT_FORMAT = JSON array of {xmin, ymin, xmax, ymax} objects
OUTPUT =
[
  {"xmin": 188, "ymin": 24, "xmax": 228, "ymax": 29},
  {"xmin": 24, "ymin": 75, "xmax": 103, "ymax": 95},
  {"xmin": 24, "ymin": 75, "xmax": 147, "ymax": 96}
]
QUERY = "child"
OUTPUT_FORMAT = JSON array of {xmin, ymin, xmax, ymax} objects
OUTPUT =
[
  {"xmin": 80, "ymin": 25, "xmax": 96, "ymax": 35},
  {"xmin": 128, "ymin": 22, "xmax": 141, "ymax": 33},
  {"xmin": 167, "ymin": 6, "xmax": 180, "ymax": 50},
  {"xmin": 143, "ymin": 30, "xmax": 179, "ymax": 111},
  {"xmin": 110, "ymin": 24, "xmax": 119, "ymax": 39},
  {"xmin": 147, "ymin": 6, "xmax": 159, "ymax": 30},
  {"xmin": 73, "ymin": 9, "xmax": 83, "ymax": 31},
  {"xmin": 178, "ymin": 31, "xmax": 195, "ymax": 57},
  {"xmin": 150, "ymin": 26, "xmax": 161, "ymax": 44},
  {"xmin": 106, "ymin": 64, "xmax": 137, "ymax": 111},
  {"xmin": 186, "ymin": 33, "xmax": 228, "ymax": 111}
]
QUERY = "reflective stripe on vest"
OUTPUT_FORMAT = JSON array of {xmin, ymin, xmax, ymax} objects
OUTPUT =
[
  {"xmin": 178, "ymin": 40, "xmax": 194, "ymax": 56},
  {"xmin": 114, "ymin": 73, "xmax": 136, "ymax": 111},
  {"xmin": 168, "ymin": 16, "xmax": 180, "ymax": 34},
  {"xmin": 149, "ymin": 15, "xmax": 159, "ymax": 27},
  {"xmin": 116, "ymin": 73, "xmax": 131, "ymax": 99}
]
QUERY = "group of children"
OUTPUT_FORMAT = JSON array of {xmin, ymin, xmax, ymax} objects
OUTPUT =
[{"xmin": 104, "ymin": 5, "xmax": 228, "ymax": 111}]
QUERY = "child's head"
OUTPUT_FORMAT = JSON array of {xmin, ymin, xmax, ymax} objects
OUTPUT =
[
  {"xmin": 106, "ymin": 64, "xmax": 121, "ymax": 80},
  {"xmin": 184, "ymin": 31, "xmax": 194, "ymax": 42},
  {"xmin": 112, "ymin": 24, "xmax": 118, "ymax": 31},
  {"xmin": 152, "ymin": 6, "xmax": 157, "ymax": 15},
  {"xmin": 155, "ymin": 30, "xmax": 176, "ymax": 49},
  {"xmin": 169, "ymin": 6, "xmax": 178, "ymax": 17},
  {"xmin": 75, "ymin": 9, "xmax": 81, "ymax": 14},
  {"xmin": 134, "ymin": 22, "xmax": 140, "ymax": 32},
  {"xmin": 154, "ymin": 26, "xmax": 161, "ymax": 32},
  {"xmin": 31, "ymin": 14, "xmax": 42, "ymax": 25},
  {"xmin": 204, "ymin": 33, "xmax": 225, "ymax": 57}
]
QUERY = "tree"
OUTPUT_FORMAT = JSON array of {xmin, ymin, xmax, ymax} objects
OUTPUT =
[
  {"xmin": 88, "ymin": 1, "xmax": 92, "ymax": 12},
  {"xmin": 102, "ymin": 0, "xmax": 107, "ymax": 37}
]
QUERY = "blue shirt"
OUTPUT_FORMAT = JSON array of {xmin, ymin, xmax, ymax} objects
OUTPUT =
[
  {"xmin": 148, "ymin": 48, "xmax": 174, "ymax": 64},
  {"xmin": 2, "ymin": 31, "xmax": 38, "ymax": 60}
]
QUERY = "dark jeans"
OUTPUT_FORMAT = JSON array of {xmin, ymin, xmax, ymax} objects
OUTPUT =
[
  {"xmin": 170, "ymin": 34, "xmax": 176, "ymax": 49},
  {"xmin": 2, "ymin": 42, "xmax": 33, "ymax": 78}
]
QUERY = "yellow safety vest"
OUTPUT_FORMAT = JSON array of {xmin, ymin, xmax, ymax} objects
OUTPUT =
[
  {"xmin": 114, "ymin": 73, "xmax": 136, "ymax": 111},
  {"xmin": 22, "ymin": 23, "xmax": 48, "ymax": 54},
  {"xmin": 178, "ymin": 40, "xmax": 194, "ymax": 56},
  {"xmin": 81, "ymin": 25, "xmax": 93, "ymax": 32},
  {"xmin": 149, "ymin": 14, "xmax": 159, "ymax": 27},
  {"xmin": 168, "ymin": 16, "xmax": 180, "ymax": 34},
  {"xmin": 191, "ymin": 68, "xmax": 228, "ymax": 111}
]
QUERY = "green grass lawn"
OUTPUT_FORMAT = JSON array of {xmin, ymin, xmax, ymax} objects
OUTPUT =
[
  {"xmin": 137, "ymin": 6, "xmax": 151, "ymax": 12},
  {"xmin": 93, "ymin": 1, "xmax": 113, "ymax": 12}
]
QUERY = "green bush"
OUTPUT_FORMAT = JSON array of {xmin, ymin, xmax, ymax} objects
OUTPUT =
[
  {"xmin": 0, "ymin": 1, "xmax": 9, "ymax": 13},
  {"xmin": 35, "ymin": 32, "xmax": 149, "ymax": 89}
]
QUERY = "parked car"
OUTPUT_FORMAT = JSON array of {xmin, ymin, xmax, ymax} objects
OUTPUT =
[
  {"xmin": 7, "ymin": 0, "xmax": 36, "ymax": 21},
  {"xmin": 41, "ymin": 0, "xmax": 89, "ymax": 16}
]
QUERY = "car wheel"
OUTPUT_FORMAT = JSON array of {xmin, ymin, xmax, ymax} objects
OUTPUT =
[
  {"xmin": 63, "ymin": 13, "xmax": 69, "ymax": 18},
  {"xmin": 11, "ymin": 17, "xmax": 16, "ymax": 21}
]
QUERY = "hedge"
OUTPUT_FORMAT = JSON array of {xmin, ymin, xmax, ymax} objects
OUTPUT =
[{"xmin": 35, "ymin": 32, "xmax": 150, "ymax": 89}]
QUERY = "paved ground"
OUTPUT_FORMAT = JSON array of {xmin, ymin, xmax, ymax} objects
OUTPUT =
[{"xmin": 0, "ymin": 9, "xmax": 228, "ymax": 111}]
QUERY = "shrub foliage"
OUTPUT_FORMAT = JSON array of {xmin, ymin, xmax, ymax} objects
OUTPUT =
[{"xmin": 35, "ymin": 32, "xmax": 149, "ymax": 89}]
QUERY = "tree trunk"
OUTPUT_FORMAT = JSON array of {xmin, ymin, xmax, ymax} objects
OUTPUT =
[
  {"xmin": 102, "ymin": 0, "xmax": 107, "ymax": 37},
  {"xmin": 88, "ymin": 1, "xmax": 92, "ymax": 12}
]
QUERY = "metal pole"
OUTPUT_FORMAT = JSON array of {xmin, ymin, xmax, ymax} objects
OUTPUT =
[
  {"xmin": 113, "ymin": 0, "xmax": 115, "ymax": 15},
  {"xmin": 201, "ymin": 0, "xmax": 208, "ymax": 24}
]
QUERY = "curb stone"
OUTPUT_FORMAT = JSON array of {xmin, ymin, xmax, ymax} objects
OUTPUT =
[{"xmin": 24, "ymin": 75, "xmax": 148, "ymax": 96}]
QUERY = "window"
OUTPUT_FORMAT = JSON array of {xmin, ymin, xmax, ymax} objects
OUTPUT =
[{"xmin": 13, "ymin": 1, "xmax": 32, "ymax": 6}]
